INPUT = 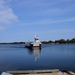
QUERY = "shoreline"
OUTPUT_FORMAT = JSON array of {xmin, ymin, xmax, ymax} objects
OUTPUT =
[{"xmin": 0, "ymin": 42, "xmax": 75, "ymax": 44}]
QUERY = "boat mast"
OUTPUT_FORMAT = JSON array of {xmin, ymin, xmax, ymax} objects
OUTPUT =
[{"xmin": 34, "ymin": 35, "xmax": 40, "ymax": 42}]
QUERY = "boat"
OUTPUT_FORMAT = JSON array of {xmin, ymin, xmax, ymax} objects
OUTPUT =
[{"xmin": 25, "ymin": 35, "xmax": 42, "ymax": 49}]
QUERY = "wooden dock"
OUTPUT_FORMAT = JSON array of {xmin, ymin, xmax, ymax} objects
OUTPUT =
[{"xmin": 6, "ymin": 69, "xmax": 75, "ymax": 75}]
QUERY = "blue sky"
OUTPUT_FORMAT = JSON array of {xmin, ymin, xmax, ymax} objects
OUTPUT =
[{"xmin": 0, "ymin": 0, "xmax": 75, "ymax": 42}]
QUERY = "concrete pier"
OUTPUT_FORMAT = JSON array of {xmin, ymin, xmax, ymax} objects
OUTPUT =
[{"xmin": 6, "ymin": 69, "xmax": 75, "ymax": 75}]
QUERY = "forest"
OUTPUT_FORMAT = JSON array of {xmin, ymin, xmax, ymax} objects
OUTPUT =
[
  {"xmin": 0, "ymin": 38, "xmax": 75, "ymax": 44},
  {"xmin": 42, "ymin": 38, "xmax": 75, "ymax": 44}
]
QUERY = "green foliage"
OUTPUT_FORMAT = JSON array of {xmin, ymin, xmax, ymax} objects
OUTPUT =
[
  {"xmin": 49, "ymin": 40, "xmax": 54, "ymax": 43},
  {"xmin": 0, "ymin": 38, "xmax": 75, "ymax": 44},
  {"xmin": 70, "ymin": 38, "xmax": 75, "ymax": 43},
  {"xmin": 42, "ymin": 38, "xmax": 75, "ymax": 44},
  {"xmin": 55, "ymin": 39, "xmax": 66, "ymax": 44},
  {"xmin": 42, "ymin": 41, "xmax": 49, "ymax": 44}
]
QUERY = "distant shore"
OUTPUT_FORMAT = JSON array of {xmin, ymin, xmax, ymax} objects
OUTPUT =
[{"xmin": 0, "ymin": 38, "xmax": 75, "ymax": 44}]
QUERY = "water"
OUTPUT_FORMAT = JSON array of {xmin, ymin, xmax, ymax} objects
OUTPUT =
[{"xmin": 0, "ymin": 44, "xmax": 75, "ymax": 74}]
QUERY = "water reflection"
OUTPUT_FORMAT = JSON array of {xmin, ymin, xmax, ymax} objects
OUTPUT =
[
  {"xmin": 28, "ymin": 47, "xmax": 41, "ymax": 61},
  {"xmin": 0, "ymin": 44, "xmax": 75, "ymax": 73}
]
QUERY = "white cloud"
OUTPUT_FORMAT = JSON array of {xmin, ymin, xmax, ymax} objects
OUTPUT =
[
  {"xmin": 15, "ymin": 29, "xmax": 75, "ymax": 36},
  {"xmin": 20, "ymin": 17, "xmax": 75, "ymax": 25},
  {"xmin": 49, "ymin": 29, "xmax": 75, "ymax": 33},
  {"xmin": 33, "ymin": 29, "xmax": 75, "ymax": 34},
  {"xmin": 0, "ymin": 0, "xmax": 18, "ymax": 24},
  {"xmin": 17, "ymin": 0, "xmax": 72, "ymax": 7}
]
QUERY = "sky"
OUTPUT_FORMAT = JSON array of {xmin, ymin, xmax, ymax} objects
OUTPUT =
[{"xmin": 0, "ymin": 0, "xmax": 75, "ymax": 42}]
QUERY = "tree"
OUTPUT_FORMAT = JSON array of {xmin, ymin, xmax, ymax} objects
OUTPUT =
[{"xmin": 70, "ymin": 38, "xmax": 75, "ymax": 43}]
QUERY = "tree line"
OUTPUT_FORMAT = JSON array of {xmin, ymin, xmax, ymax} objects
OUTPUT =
[
  {"xmin": 0, "ymin": 38, "xmax": 75, "ymax": 44},
  {"xmin": 42, "ymin": 38, "xmax": 75, "ymax": 44}
]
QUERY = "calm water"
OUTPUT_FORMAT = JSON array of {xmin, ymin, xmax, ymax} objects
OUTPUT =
[{"xmin": 0, "ymin": 44, "xmax": 75, "ymax": 74}]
